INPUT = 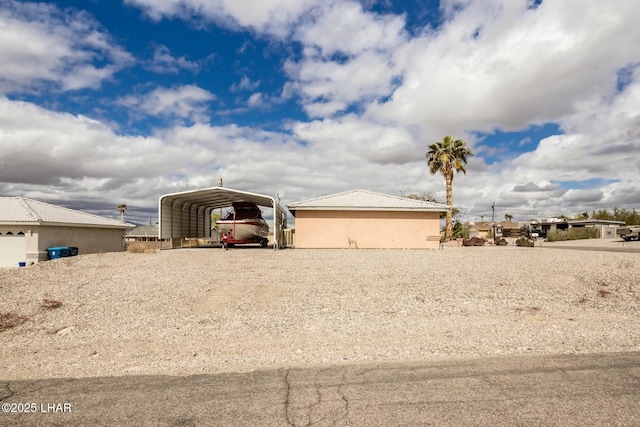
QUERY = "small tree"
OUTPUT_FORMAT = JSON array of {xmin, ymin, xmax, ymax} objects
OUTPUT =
[
  {"xmin": 452, "ymin": 220, "xmax": 468, "ymax": 239},
  {"xmin": 575, "ymin": 211, "xmax": 589, "ymax": 220},
  {"xmin": 504, "ymin": 213, "xmax": 513, "ymax": 222},
  {"xmin": 118, "ymin": 204, "xmax": 127, "ymax": 221}
]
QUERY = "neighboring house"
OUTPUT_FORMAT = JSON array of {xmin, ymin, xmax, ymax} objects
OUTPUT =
[
  {"xmin": 465, "ymin": 221, "xmax": 493, "ymax": 239},
  {"xmin": 0, "ymin": 197, "xmax": 133, "ymax": 268},
  {"xmin": 529, "ymin": 219, "xmax": 625, "ymax": 239},
  {"xmin": 465, "ymin": 221, "xmax": 521, "ymax": 239},
  {"xmin": 126, "ymin": 225, "xmax": 159, "ymax": 242},
  {"xmin": 287, "ymin": 189, "xmax": 448, "ymax": 249}
]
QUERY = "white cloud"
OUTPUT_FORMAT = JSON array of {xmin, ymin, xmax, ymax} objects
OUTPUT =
[
  {"xmin": 564, "ymin": 189, "xmax": 604, "ymax": 203},
  {"xmin": 0, "ymin": 96, "xmax": 440, "ymax": 220},
  {"xmin": 148, "ymin": 45, "xmax": 202, "ymax": 73},
  {"xmin": 368, "ymin": 0, "xmax": 640, "ymax": 132},
  {"xmin": 284, "ymin": 2, "xmax": 406, "ymax": 117},
  {"xmin": 294, "ymin": 1, "xmax": 406, "ymax": 56},
  {"xmin": 285, "ymin": 49, "xmax": 401, "ymax": 117},
  {"xmin": 124, "ymin": 0, "xmax": 324, "ymax": 36},
  {"xmin": 511, "ymin": 70, "xmax": 640, "ymax": 183},
  {"xmin": 0, "ymin": 96, "xmax": 165, "ymax": 186},
  {"xmin": 0, "ymin": 1, "xmax": 133, "ymax": 93},
  {"xmin": 247, "ymin": 92, "xmax": 265, "ymax": 108},
  {"xmin": 231, "ymin": 76, "xmax": 261, "ymax": 91},
  {"xmin": 118, "ymin": 85, "xmax": 215, "ymax": 122}
]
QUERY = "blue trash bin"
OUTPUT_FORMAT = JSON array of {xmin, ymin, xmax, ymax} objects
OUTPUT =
[{"xmin": 47, "ymin": 247, "xmax": 70, "ymax": 259}]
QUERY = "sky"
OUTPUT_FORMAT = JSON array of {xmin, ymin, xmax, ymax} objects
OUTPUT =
[{"xmin": 1, "ymin": 0, "xmax": 639, "ymax": 225}]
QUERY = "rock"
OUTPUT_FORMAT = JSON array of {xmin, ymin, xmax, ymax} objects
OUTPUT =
[{"xmin": 56, "ymin": 326, "xmax": 74, "ymax": 336}]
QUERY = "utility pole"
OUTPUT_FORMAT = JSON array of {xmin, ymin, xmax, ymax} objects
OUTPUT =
[{"xmin": 492, "ymin": 202, "xmax": 496, "ymax": 244}]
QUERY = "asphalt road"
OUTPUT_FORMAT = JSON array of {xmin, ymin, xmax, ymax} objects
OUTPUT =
[
  {"xmin": 2, "ymin": 352, "xmax": 640, "ymax": 426},
  {"xmin": 538, "ymin": 238, "xmax": 640, "ymax": 253}
]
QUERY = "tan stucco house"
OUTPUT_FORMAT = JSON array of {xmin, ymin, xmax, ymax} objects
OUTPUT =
[
  {"xmin": 465, "ymin": 221, "xmax": 493, "ymax": 239},
  {"xmin": 287, "ymin": 190, "xmax": 448, "ymax": 249},
  {"xmin": 0, "ymin": 197, "xmax": 133, "ymax": 267}
]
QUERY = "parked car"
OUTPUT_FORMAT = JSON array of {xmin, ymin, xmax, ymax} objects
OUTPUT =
[
  {"xmin": 528, "ymin": 229, "xmax": 547, "ymax": 239},
  {"xmin": 620, "ymin": 226, "xmax": 640, "ymax": 241}
]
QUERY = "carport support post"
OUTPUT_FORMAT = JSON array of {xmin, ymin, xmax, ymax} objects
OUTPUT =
[{"xmin": 272, "ymin": 197, "xmax": 278, "ymax": 250}]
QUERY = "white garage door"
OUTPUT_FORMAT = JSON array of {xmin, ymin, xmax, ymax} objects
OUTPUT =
[{"xmin": 0, "ymin": 235, "xmax": 26, "ymax": 268}]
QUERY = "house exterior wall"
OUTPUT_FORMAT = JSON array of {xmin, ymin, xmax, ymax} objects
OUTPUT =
[
  {"xmin": 293, "ymin": 210, "xmax": 442, "ymax": 249},
  {"xmin": 15, "ymin": 226, "xmax": 127, "ymax": 263},
  {"xmin": 36, "ymin": 225, "xmax": 126, "ymax": 255},
  {"xmin": 0, "ymin": 224, "xmax": 126, "ymax": 266}
]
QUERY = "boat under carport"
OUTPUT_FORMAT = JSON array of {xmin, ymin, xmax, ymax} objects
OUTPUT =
[{"xmin": 158, "ymin": 187, "xmax": 288, "ymax": 249}]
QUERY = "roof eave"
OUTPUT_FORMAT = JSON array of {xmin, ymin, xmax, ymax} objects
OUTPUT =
[
  {"xmin": 0, "ymin": 221, "xmax": 41, "ymax": 226},
  {"xmin": 287, "ymin": 206, "xmax": 448, "ymax": 213},
  {"xmin": 35, "ymin": 221, "xmax": 133, "ymax": 229}
]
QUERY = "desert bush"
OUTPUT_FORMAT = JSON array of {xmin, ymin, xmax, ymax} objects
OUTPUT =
[
  {"xmin": 40, "ymin": 299, "xmax": 63, "ymax": 310},
  {"xmin": 463, "ymin": 237, "xmax": 486, "ymax": 246},
  {"xmin": 516, "ymin": 237, "xmax": 534, "ymax": 247},
  {"xmin": 546, "ymin": 228, "xmax": 599, "ymax": 242},
  {"xmin": 0, "ymin": 312, "xmax": 28, "ymax": 332},
  {"xmin": 127, "ymin": 242, "xmax": 157, "ymax": 254}
]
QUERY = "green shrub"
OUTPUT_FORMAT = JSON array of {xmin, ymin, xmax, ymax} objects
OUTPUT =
[
  {"xmin": 546, "ymin": 231, "xmax": 563, "ymax": 242},
  {"xmin": 546, "ymin": 228, "xmax": 598, "ymax": 242}
]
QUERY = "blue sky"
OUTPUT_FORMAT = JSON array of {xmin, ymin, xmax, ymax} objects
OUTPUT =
[{"xmin": 1, "ymin": 0, "xmax": 639, "ymax": 224}]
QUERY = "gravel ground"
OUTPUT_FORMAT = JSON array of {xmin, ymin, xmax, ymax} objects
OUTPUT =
[{"xmin": 1, "ymin": 247, "xmax": 639, "ymax": 380}]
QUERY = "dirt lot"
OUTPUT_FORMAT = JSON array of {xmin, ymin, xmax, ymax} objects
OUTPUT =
[{"xmin": 1, "ymin": 246, "xmax": 639, "ymax": 380}]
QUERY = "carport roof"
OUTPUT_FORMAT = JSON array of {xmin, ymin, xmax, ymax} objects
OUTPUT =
[
  {"xmin": 287, "ymin": 189, "xmax": 449, "ymax": 214},
  {"xmin": 158, "ymin": 186, "xmax": 287, "ymax": 216}
]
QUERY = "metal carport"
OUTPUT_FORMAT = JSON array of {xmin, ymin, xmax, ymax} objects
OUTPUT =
[{"xmin": 158, "ymin": 187, "xmax": 288, "ymax": 249}]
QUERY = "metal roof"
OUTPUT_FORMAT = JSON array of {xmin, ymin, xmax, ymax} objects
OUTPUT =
[
  {"xmin": 0, "ymin": 197, "xmax": 133, "ymax": 228},
  {"xmin": 287, "ymin": 189, "xmax": 449, "ymax": 214},
  {"xmin": 567, "ymin": 219, "xmax": 626, "ymax": 226},
  {"xmin": 159, "ymin": 187, "xmax": 283, "ymax": 212}
]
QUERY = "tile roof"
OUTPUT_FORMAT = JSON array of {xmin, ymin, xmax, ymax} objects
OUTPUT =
[
  {"xmin": 0, "ymin": 197, "xmax": 132, "ymax": 228},
  {"xmin": 287, "ymin": 190, "xmax": 448, "ymax": 212},
  {"xmin": 127, "ymin": 225, "xmax": 159, "ymax": 236},
  {"xmin": 465, "ymin": 221, "xmax": 492, "ymax": 231}
]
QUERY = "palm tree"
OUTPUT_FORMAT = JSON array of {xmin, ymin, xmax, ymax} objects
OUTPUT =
[
  {"xmin": 118, "ymin": 204, "xmax": 127, "ymax": 221},
  {"xmin": 504, "ymin": 213, "xmax": 513, "ymax": 222},
  {"xmin": 426, "ymin": 135, "xmax": 473, "ymax": 241}
]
